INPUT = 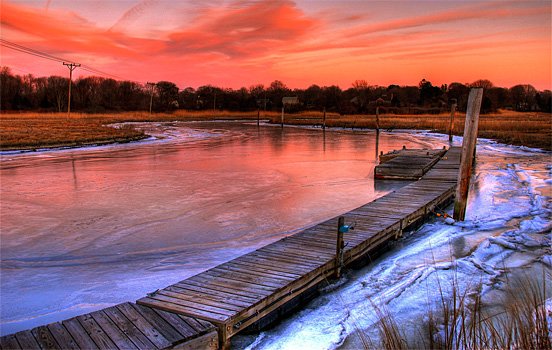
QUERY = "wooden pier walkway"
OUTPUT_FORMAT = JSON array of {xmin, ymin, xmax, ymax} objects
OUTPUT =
[
  {"xmin": 0, "ymin": 302, "xmax": 218, "ymax": 350},
  {"xmin": 138, "ymin": 146, "xmax": 462, "ymax": 348},
  {"xmin": 1, "ymin": 147, "xmax": 461, "ymax": 350}
]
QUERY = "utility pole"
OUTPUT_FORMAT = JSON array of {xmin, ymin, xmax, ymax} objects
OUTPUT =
[
  {"xmin": 147, "ymin": 82, "xmax": 155, "ymax": 114},
  {"xmin": 63, "ymin": 62, "xmax": 80, "ymax": 117}
]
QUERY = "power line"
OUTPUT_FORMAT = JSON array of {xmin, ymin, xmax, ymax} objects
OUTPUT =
[
  {"xmin": 0, "ymin": 39, "xmax": 145, "ymax": 85},
  {"xmin": 0, "ymin": 39, "xmax": 75, "ymax": 64}
]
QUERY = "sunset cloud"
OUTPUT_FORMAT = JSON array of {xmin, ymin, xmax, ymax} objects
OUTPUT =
[
  {"xmin": 342, "ymin": 1, "xmax": 549, "ymax": 38},
  {"xmin": 0, "ymin": 0, "xmax": 550, "ymax": 89},
  {"xmin": 167, "ymin": 1, "xmax": 318, "ymax": 58}
]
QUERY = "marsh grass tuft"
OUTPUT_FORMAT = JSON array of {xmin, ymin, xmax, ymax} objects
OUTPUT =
[{"xmin": 366, "ymin": 268, "xmax": 551, "ymax": 350}]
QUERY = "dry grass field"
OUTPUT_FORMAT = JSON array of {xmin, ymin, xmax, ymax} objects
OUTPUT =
[
  {"xmin": 0, "ymin": 110, "xmax": 260, "ymax": 151},
  {"xmin": 272, "ymin": 110, "xmax": 552, "ymax": 151},
  {"xmin": 1, "ymin": 109, "xmax": 550, "ymax": 151}
]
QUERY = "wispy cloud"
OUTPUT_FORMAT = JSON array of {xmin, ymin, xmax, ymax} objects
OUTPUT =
[
  {"xmin": 342, "ymin": 1, "xmax": 549, "ymax": 38},
  {"xmin": 167, "ymin": 0, "xmax": 318, "ymax": 58}
]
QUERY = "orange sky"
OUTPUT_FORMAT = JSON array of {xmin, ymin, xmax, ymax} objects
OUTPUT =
[{"xmin": 1, "ymin": 0, "xmax": 550, "ymax": 90}]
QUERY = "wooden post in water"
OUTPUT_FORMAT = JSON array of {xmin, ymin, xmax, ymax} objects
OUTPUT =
[
  {"xmin": 335, "ymin": 216, "xmax": 345, "ymax": 279},
  {"xmin": 448, "ymin": 99, "xmax": 457, "ymax": 143},
  {"xmin": 375, "ymin": 129, "xmax": 380, "ymax": 161},
  {"xmin": 281, "ymin": 106, "xmax": 284, "ymax": 129},
  {"xmin": 375, "ymin": 106, "xmax": 380, "ymax": 131},
  {"xmin": 323, "ymin": 128, "xmax": 326, "ymax": 152},
  {"xmin": 323, "ymin": 107, "xmax": 326, "ymax": 130},
  {"xmin": 257, "ymin": 108, "xmax": 260, "ymax": 127},
  {"xmin": 453, "ymin": 88, "xmax": 483, "ymax": 221}
]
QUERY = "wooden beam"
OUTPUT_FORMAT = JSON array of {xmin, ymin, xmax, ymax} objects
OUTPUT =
[
  {"xmin": 334, "ymin": 216, "xmax": 345, "ymax": 278},
  {"xmin": 375, "ymin": 106, "xmax": 380, "ymax": 131},
  {"xmin": 453, "ymin": 88, "xmax": 483, "ymax": 221}
]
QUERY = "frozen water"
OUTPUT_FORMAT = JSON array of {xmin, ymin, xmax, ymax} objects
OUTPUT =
[{"xmin": 0, "ymin": 122, "xmax": 440, "ymax": 335}]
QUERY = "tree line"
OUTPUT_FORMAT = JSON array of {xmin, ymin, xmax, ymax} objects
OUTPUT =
[{"xmin": 1, "ymin": 67, "xmax": 550, "ymax": 114}]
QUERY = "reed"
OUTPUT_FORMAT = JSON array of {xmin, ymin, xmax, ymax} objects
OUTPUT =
[{"xmin": 367, "ymin": 268, "xmax": 551, "ymax": 350}]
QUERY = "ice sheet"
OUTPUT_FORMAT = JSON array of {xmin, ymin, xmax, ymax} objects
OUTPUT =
[{"xmin": 0, "ymin": 122, "xmax": 441, "ymax": 335}]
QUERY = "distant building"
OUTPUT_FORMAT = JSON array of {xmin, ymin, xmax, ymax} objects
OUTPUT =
[{"xmin": 282, "ymin": 97, "xmax": 299, "ymax": 105}]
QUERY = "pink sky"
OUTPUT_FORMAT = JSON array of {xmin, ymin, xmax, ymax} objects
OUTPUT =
[{"xmin": 1, "ymin": 0, "xmax": 550, "ymax": 90}]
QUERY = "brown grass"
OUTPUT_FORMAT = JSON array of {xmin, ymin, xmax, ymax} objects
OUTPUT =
[
  {"xmin": 1, "ymin": 109, "xmax": 550, "ymax": 151},
  {"xmin": 0, "ymin": 111, "xmax": 261, "ymax": 151},
  {"xmin": 272, "ymin": 110, "xmax": 552, "ymax": 151},
  {"xmin": 368, "ymin": 269, "xmax": 551, "ymax": 350}
]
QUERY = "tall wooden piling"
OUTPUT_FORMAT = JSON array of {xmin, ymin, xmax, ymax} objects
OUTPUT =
[
  {"xmin": 323, "ymin": 108, "xmax": 326, "ymax": 130},
  {"xmin": 257, "ymin": 108, "xmax": 260, "ymax": 127},
  {"xmin": 453, "ymin": 88, "xmax": 483, "ymax": 221},
  {"xmin": 448, "ymin": 100, "xmax": 457, "ymax": 143},
  {"xmin": 281, "ymin": 107, "xmax": 284, "ymax": 129},
  {"xmin": 335, "ymin": 216, "xmax": 345, "ymax": 278}
]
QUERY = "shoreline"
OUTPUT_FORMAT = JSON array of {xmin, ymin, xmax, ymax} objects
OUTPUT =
[
  {"xmin": 0, "ymin": 134, "xmax": 149, "ymax": 153},
  {"xmin": 1, "ymin": 111, "xmax": 550, "ymax": 152}
]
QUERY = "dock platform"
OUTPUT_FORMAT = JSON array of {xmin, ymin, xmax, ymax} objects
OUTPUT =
[{"xmin": 375, "ymin": 147, "xmax": 447, "ymax": 180}]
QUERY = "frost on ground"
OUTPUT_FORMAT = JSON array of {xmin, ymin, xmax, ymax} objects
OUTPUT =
[{"xmin": 234, "ymin": 138, "xmax": 551, "ymax": 350}]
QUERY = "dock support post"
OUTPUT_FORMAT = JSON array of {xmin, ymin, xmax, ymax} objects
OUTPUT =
[
  {"xmin": 375, "ymin": 129, "xmax": 380, "ymax": 161},
  {"xmin": 281, "ymin": 107, "xmax": 284, "ymax": 129},
  {"xmin": 448, "ymin": 100, "xmax": 457, "ymax": 143},
  {"xmin": 335, "ymin": 216, "xmax": 345, "ymax": 279},
  {"xmin": 323, "ymin": 107, "xmax": 326, "ymax": 130},
  {"xmin": 453, "ymin": 88, "xmax": 483, "ymax": 221},
  {"xmin": 257, "ymin": 108, "xmax": 260, "ymax": 127},
  {"xmin": 219, "ymin": 325, "xmax": 230, "ymax": 350}
]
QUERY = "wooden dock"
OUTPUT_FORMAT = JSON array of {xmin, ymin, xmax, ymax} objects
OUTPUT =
[
  {"xmin": 375, "ymin": 147, "xmax": 447, "ymax": 180},
  {"xmin": 1, "ymin": 147, "xmax": 461, "ymax": 350},
  {"xmin": 138, "ymin": 147, "xmax": 462, "ymax": 348}
]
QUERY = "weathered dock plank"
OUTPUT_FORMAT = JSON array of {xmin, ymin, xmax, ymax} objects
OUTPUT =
[
  {"xmin": 375, "ymin": 147, "xmax": 447, "ymax": 180},
  {"xmin": 379, "ymin": 148, "xmax": 446, "ymax": 164},
  {"xmin": 0, "ymin": 303, "xmax": 217, "ymax": 350}
]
